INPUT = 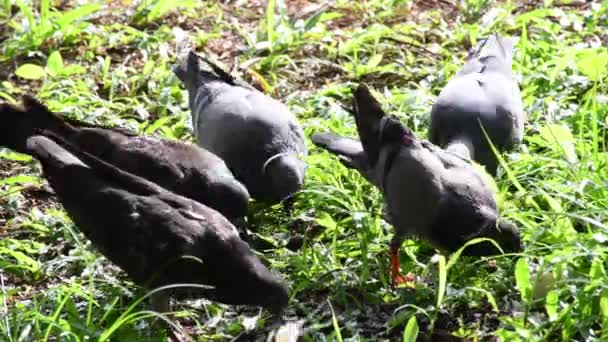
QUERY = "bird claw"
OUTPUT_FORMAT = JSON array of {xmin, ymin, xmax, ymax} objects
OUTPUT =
[{"xmin": 391, "ymin": 272, "xmax": 415, "ymax": 288}]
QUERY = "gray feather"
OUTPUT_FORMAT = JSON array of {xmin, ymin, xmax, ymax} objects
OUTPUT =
[
  {"xmin": 334, "ymin": 84, "xmax": 522, "ymax": 255},
  {"xmin": 311, "ymin": 132, "xmax": 372, "ymax": 183},
  {"xmin": 173, "ymin": 50, "xmax": 308, "ymax": 203},
  {"xmin": 429, "ymin": 34, "xmax": 525, "ymax": 175}
]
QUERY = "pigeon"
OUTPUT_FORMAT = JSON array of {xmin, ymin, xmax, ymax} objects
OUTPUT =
[
  {"xmin": 0, "ymin": 97, "xmax": 250, "ymax": 222},
  {"xmin": 429, "ymin": 34, "xmax": 525, "ymax": 175},
  {"xmin": 173, "ymin": 51, "xmax": 307, "ymax": 204},
  {"xmin": 25, "ymin": 132, "xmax": 289, "ymax": 312},
  {"xmin": 312, "ymin": 85, "xmax": 522, "ymax": 286}
]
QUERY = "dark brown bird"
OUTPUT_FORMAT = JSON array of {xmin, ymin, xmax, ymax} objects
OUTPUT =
[
  {"xmin": 25, "ymin": 132, "xmax": 288, "ymax": 311},
  {"xmin": 312, "ymin": 85, "xmax": 521, "ymax": 286},
  {"xmin": 0, "ymin": 97, "xmax": 250, "ymax": 222}
]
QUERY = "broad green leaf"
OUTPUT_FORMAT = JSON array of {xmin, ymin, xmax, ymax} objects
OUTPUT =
[
  {"xmin": 144, "ymin": 116, "xmax": 173, "ymax": 135},
  {"xmin": 15, "ymin": 64, "xmax": 46, "ymax": 80},
  {"xmin": 46, "ymin": 51, "xmax": 64, "ymax": 77},
  {"xmin": 577, "ymin": 49, "xmax": 608, "ymax": 82},
  {"xmin": 548, "ymin": 49, "xmax": 576, "ymax": 82},
  {"xmin": 0, "ymin": 175, "xmax": 39, "ymax": 186},
  {"xmin": 147, "ymin": 0, "xmax": 174, "ymax": 21},
  {"xmin": 56, "ymin": 3, "xmax": 100, "ymax": 29},
  {"xmin": 515, "ymin": 258, "xmax": 532, "ymax": 304},
  {"xmin": 40, "ymin": 0, "xmax": 49, "ymax": 21},
  {"xmin": 0, "ymin": 249, "xmax": 40, "ymax": 275},
  {"xmin": 142, "ymin": 59, "xmax": 155, "ymax": 76},
  {"xmin": 62, "ymin": 64, "xmax": 86, "ymax": 75},
  {"xmin": 21, "ymin": 222, "xmax": 51, "ymax": 235},
  {"xmin": 316, "ymin": 211, "xmax": 337, "ymax": 231},
  {"xmin": 367, "ymin": 54, "xmax": 383, "ymax": 69},
  {"xmin": 530, "ymin": 124, "xmax": 577, "ymax": 162},
  {"xmin": 0, "ymin": 150, "xmax": 33, "ymax": 162},
  {"xmin": 402, "ymin": 316, "xmax": 419, "ymax": 342},
  {"xmin": 545, "ymin": 290, "xmax": 559, "ymax": 321}
]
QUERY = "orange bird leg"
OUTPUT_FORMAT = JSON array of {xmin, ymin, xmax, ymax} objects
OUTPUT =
[{"xmin": 389, "ymin": 246, "xmax": 415, "ymax": 286}]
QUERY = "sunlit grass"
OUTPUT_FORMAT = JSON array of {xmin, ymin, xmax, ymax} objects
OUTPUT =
[{"xmin": 0, "ymin": 0, "xmax": 607, "ymax": 340}]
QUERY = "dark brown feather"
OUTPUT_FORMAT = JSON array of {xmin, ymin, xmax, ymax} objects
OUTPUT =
[
  {"xmin": 0, "ymin": 97, "xmax": 250, "ymax": 221},
  {"xmin": 26, "ymin": 133, "xmax": 288, "ymax": 311}
]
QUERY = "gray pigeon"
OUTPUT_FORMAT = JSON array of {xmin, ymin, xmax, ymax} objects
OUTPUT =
[
  {"xmin": 312, "ymin": 85, "xmax": 521, "ymax": 286},
  {"xmin": 0, "ymin": 97, "xmax": 250, "ymax": 222},
  {"xmin": 429, "ymin": 34, "xmax": 525, "ymax": 175},
  {"xmin": 173, "ymin": 51, "xmax": 307, "ymax": 203},
  {"xmin": 26, "ymin": 132, "xmax": 288, "ymax": 312}
]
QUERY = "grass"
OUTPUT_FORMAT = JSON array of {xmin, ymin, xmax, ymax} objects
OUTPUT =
[{"xmin": 0, "ymin": 0, "xmax": 607, "ymax": 340}]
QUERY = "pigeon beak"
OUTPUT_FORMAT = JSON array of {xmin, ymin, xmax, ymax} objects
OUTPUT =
[
  {"xmin": 261, "ymin": 151, "xmax": 291, "ymax": 174},
  {"xmin": 378, "ymin": 115, "xmax": 417, "ymax": 146},
  {"xmin": 402, "ymin": 134, "xmax": 415, "ymax": 145},
  {"xmin": 261, "ymin": 152, "xmax": 307, "ymax": 174}
]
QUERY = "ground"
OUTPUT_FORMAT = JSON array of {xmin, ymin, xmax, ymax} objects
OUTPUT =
[{"xmin": 1, "ymin": 0, "xmax": 607, "ymax": 341}]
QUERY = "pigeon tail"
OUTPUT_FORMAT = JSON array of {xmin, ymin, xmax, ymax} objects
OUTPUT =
[
  {"xmin": 0, "ymin": 97, "xmax": 78, "ymax": 153},
  {"xmin": 311, "ymin": 132, "xmax": 371, "ymax": 176},
  {"xmin": 174, "ymin": 50, "xmax": 249, "ymax": 90},
  {"xmin": 173, "ymin": 50, "xmax": 204, "ymax": 88},
  {"xmin": 352, "ymin": 85, "xmax": 387, "ymax": 166},
  {"xmin": 311, "ymin": 132, "xmax": 363, "ymax": 161}
]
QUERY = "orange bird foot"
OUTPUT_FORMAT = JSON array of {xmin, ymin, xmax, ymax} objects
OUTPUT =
[
  {"xmin": 389, "ymin": 246, "xmax": 415, "ymax": 287},
  {"xmin": 392, "ymin": 272, "xmax": 415, "ymax": 286}
]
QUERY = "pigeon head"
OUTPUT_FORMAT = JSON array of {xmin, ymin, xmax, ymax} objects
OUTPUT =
[
  {"xmin": 462, "ymin": 218, "xmax": 522, "ymax": 256},
  {"xmin": 378, "ymin": 115, "xmax": 416, "ymax": 146},
  {"xmin": 202, "ymin": 170, "xmax": 250, "ymax": 220},
  {"xmin": 173, "ymin": 51, "xmax": 203, "ymax": 90},
  {"xmin": 203, "ymin": 235, "xmax": 289, "ymax": 312},
  {"xmin": 351, "ymin": 84, "xmax": 419, "ymax": 166},
  {"xmin": 261, "ymin": 152, "xmax": 306, "ymax": 202}
]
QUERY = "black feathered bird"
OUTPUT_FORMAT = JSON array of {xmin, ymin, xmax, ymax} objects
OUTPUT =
[
  {"xmin": 25, "ymin": 132, "xmax": 288, "ymax": 311},
  {"xmin": 312, "ymin": 85, "xmax": 522, "ymax": 286},
  {"xmin": 429, "ymin": 34, "xmax": 525, "ymax": 175},
  {"xmin": 0, "ymin": 97, "xmax": 250, "ymax": 222}
]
